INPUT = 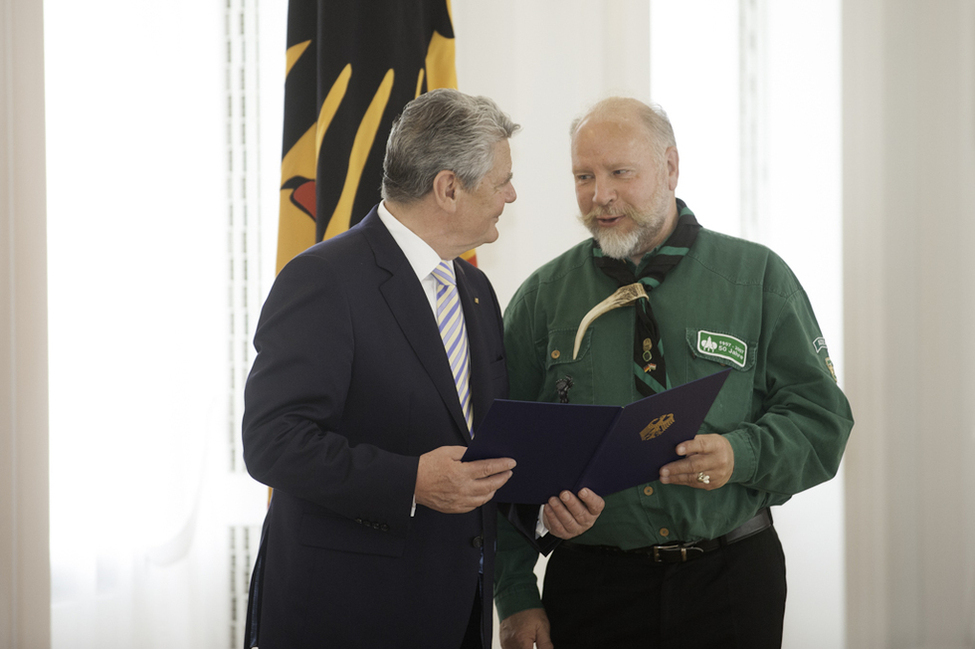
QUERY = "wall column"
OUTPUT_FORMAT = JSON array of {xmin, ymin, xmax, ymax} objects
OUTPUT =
[
  {"xmin": 0, "ymin": 0, "xmax": 51, "ymax": 646},
  {"xmin": 843, "ymin": 1, "xmax": 975, "ymax": 647}
]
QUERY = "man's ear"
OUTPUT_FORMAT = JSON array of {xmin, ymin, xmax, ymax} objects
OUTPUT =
[
  {"xmin": 666, "ymin": 146, "xmax": 680, "ymax": 191},
  {"xmin": 432, "ymin": 169, "xmax": 459, "ymax": 213}
]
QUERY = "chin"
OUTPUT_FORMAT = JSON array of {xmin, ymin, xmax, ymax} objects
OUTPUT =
[
  {"xmin": 590, "ymin": 228, "xmax": 637, "ymax": 260},
  {"xmin": 595, "ymin": 240, "xmax": 639, "ymax": 260},
  {"xmin": 481, "ymin": 226, "xmax": 500, "ymax": 246}
]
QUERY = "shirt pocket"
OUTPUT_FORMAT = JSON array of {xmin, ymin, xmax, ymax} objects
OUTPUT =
[
  {"xmin": 684, "ymin": 327, "xmax": 756, "ymax": 430},
  {"xmin": 543, "ymin": 328, "xmax": 595, "ymax": 404}
]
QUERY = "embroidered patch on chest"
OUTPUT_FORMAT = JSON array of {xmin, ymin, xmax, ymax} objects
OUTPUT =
[{"xmin": 696, "ymin": 330, "xmax": 747, "ymax": 368}]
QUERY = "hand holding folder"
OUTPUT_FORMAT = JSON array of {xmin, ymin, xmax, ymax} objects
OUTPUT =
[{"xmin": 463, "ymin": 369, "xmax": 731, "ymax": 504}]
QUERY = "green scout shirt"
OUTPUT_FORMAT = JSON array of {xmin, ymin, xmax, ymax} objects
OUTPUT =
[{"xmin": 494, "ymin": 208, "xmax": 854, "ymax": 619}]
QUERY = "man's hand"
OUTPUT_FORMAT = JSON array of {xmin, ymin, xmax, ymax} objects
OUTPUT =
[
  {"xmin": 415, "ymin": 446, "xmax": 515, "ymax": 513},
  {"xmin": 542, "ymin": 488, "xmax": 605, "ymax": 539},
  {"xmin": 658, "ymin": 433, "xmax": 734, "ymax": 489},
  {"xmin": 500, "ymin": 608, "xmax": 553, "ymax": 649}
]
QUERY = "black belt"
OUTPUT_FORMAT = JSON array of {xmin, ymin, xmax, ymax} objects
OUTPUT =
[{"xmin": 560, "ymin": 507, "xmax": 772, "ymax": 565}]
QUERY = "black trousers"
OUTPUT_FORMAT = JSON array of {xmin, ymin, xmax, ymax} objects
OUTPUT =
[{"xmin": 542, "ymin": 526, "xmax": 787, "ymax": 649}]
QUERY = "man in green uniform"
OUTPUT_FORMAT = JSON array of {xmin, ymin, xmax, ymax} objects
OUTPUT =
[{"xmin": 495, "ymin": 97, "xmax": 854, "ymax": 649}]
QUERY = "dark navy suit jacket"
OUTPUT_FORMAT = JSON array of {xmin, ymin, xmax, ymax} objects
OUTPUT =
[{"xmin": 242, "ymin": 207, "xmax": 508, "ymax": 648}]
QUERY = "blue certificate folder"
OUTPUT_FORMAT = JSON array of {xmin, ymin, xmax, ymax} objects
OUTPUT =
[{"xmin": 463, "ymin": 369, "xmax": 731, "ymax": 504}]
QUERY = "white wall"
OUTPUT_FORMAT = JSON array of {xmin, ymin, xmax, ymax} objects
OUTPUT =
[{"xmin": 453, "ymin": 0, "xmax": 652, "ymax": 311}]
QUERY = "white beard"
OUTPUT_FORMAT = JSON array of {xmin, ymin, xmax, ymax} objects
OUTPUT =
[
  {"xmin": 583, "ymin": 201, "xmax": 669, "ymax": 260},
  {"xmin": 592, "ymin": 224, "xmax": 651, "ymax": 260}
]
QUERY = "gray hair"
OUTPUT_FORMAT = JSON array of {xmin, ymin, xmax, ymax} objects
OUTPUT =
[
  {"xmin": 382, "ymin": 88, "xmax": 520, "ymax": 204},
  {"xmin": 570, "ymin": 97, "xmax": 676, "ymax": 160}
]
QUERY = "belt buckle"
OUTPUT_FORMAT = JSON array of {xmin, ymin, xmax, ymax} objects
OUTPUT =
[
  {"xmin": 651, "ymin": 543, "xmax": 705, "ymax": 563},
  {"xmin": 652, "ymin": 544, "xmax": 678, "ymax": 563}
]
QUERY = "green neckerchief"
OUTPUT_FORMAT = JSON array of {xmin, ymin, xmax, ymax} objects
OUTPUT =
[{"xmin": 593, "ymin": 199, "xmax": 700, "ymax": 395}]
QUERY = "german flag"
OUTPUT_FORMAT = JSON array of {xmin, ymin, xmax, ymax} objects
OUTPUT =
[{"xmin": 276, "ymin": 0, "xmax": 459, "ymax": 274}]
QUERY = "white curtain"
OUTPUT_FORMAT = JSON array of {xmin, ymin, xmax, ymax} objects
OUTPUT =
[{"xmin": 45, "ymin": 1, "xmax": 281, "ymax": 647}]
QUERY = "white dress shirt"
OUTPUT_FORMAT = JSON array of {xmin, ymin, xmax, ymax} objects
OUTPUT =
[
  {"xmin": 378, "ymin": 201, "xmax": 460, "ymax": 517},
  {"xmin": 376, "ymin": 201, "xmax": 442, "ymax": 317}
]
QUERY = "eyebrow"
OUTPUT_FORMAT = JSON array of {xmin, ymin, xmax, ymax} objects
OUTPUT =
[{"xmin": 496, "ymin": 172, "xmax": 513, "ymax": 188}]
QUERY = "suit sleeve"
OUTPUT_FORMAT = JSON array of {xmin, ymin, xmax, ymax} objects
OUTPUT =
[{"xmin": 242, "ymin": 253, "xmax": 418, "ymax": 536}]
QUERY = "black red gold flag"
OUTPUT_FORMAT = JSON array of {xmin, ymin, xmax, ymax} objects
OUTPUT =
[{"xmin": 276, "ymin": 0, "xmax": 459, "ymax": 273}]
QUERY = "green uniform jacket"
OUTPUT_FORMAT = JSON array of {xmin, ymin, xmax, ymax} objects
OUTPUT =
[{"xmin": 495, "ymin": 218, "xmax": 854, "ymax": 619}]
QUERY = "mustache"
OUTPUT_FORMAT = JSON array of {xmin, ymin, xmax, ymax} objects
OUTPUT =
[{"xmin": 581, "ymin": 205, "xmax": 638, "ymax": 223}]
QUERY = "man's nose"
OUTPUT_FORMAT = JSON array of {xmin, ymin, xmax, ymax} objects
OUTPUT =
[
  {"xmin": 592, "ymin": 177, "xmax": 615, "ymax": 206},
  {"xmin": 506, "ymin": 183, "xmax": 517, "ymax": 203}
]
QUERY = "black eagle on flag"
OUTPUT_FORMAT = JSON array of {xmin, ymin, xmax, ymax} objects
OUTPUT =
[{"xmin": 276, "ymin": 0, "xmax": 458, "ymax": 273}]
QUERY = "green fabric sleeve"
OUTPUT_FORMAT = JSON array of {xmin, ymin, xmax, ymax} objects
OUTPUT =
[
  {"xmin": 493, "ymin": 512, "xmax": 543, "ymax": 620},
  {"xmin": 725, "ymin": 286, "xmax": 853, "ymax": 494}
]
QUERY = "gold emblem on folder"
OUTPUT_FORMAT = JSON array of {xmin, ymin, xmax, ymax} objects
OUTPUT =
[{"xmin": 640, "ymin": 413, "xmax": 675, "ymax": 440}]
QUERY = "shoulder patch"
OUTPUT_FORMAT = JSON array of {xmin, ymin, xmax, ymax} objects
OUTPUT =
[{"xmin": 825, "ymin": 357, "xmax": 838, "ymax": 382}]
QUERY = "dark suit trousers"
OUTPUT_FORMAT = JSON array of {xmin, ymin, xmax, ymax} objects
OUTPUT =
[{"xmin": 542, "ymin": 526, "xmax": 787, "ymax": 649}]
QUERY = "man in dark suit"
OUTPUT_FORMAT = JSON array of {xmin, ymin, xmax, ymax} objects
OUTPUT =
[{"xmin": 242, "ymin": 89, "xmax": 601, "ymax": 649}]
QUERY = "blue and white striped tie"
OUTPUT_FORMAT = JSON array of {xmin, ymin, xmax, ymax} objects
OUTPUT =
[{"xmin": 432, "ymin": 261, "xmax": 474, "ymax": 435}]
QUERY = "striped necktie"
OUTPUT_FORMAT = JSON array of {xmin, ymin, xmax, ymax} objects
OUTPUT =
[{"xmin": 432, "ymin": 261, "xmax": 474, "ymax": 435}]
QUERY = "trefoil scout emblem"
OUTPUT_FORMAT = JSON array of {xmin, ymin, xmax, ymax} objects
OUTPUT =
[{"xmin": 640, "ymin": 413, "xmax": 675, "ymax": 441}]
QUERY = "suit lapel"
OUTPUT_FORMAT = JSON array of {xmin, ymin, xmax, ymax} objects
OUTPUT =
[{"xmin": 361, "ymin": 210, "xmax": 472, "ymax": 442}]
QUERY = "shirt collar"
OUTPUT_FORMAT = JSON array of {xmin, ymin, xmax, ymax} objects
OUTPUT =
[{"xmin": 377, "ymin": 201, "xmax": 444, "ymax": 280}]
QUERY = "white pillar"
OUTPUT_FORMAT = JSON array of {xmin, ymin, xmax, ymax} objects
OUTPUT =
[
  {"xmin": 0, "ymin": 0, "xmax": 51, "ymax": 646},
  {"xmin": 843, "ymin": 1, "xmax": 975, "ymax": 647}
]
